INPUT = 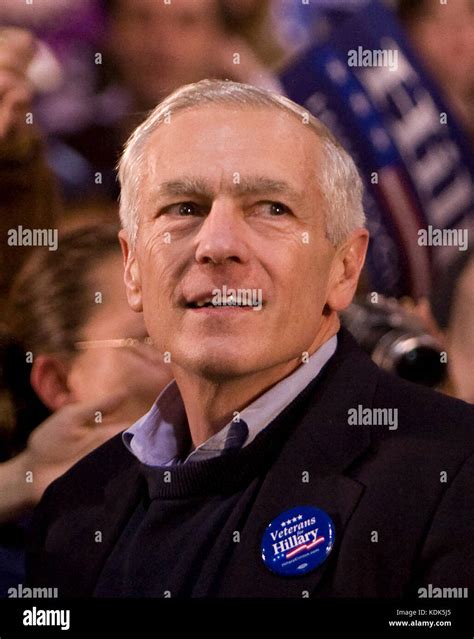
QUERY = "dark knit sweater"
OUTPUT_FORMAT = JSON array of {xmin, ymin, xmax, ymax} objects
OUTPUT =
[{"xmin": 94, "ymin": 370, "xmax": 322, "ymax": 597}]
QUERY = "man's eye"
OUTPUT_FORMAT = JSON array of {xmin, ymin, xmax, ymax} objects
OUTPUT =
[
  {"xmin": 164, "ymin": 202, "xmax": 205, "ymax": 217},
  {"xmin": 260, "ymin": 201, "xmax": 291, "ymax": 216},
  {"xmin": 178, "ymin": 202, "xmax": 199, "ymax": 216}
]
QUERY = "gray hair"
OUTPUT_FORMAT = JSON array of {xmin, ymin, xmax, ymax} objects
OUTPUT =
[{"xmin": 118, "ymin": 79, "xmax": 365, "ymax": 247}]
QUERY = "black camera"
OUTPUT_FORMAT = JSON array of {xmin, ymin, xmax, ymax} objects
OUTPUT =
[{"xmin": 341, "ymin": 296, "xmax": 447, "ymax": 388}]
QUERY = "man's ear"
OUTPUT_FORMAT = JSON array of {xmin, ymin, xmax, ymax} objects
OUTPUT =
[
  {"xmin": 118, "ymin": 229, "xmax": 143, "ymax": 312},
  {"xmin": 326, "ymin": 229, "xmax": 369, "ymax": 312},
  {"xmin": 30, "ymin": 355, "xmax": 74, "ymax": 412}
]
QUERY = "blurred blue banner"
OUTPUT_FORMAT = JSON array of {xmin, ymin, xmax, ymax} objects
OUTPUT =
[{"xmin": 280, "ymin": 0, "xmax": 474, "ymax": 297}]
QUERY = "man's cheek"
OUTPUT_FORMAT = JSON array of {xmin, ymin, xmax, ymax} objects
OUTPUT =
[
  {"xmin": 140, "ymin": 247, "xmax": 178, "ymax": 289},
  {"xmin": 139, "ymin": 228, "xmax": 169, "ymax": 263}
]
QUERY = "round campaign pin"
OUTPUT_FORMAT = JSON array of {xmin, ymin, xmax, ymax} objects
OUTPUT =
[{"xmin": 261, "ymin": 506, "xmax": 335, "ymax": 576}]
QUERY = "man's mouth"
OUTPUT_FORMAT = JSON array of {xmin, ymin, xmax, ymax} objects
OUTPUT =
[
  {"xmin": 186, "ymin": 297, "xmax": 261, "ymax": 309},
  {"xmin": 184, "ymin": 288, "xmax": 264, "ymax": 310}
]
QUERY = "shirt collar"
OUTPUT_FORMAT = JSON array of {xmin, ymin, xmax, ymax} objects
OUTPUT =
[{"xmin": 123, "ymin": 334, "xmax": 337, "ymax": 466}]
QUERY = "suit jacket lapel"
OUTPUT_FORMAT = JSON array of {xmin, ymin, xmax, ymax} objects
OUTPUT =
[{"xmin": 217, "ymin": 334, "xmax": 378, "ymax": 596}]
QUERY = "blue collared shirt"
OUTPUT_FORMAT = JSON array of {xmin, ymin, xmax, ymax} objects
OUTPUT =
[{"xmin": 123, "ymin": 335, "xmax": 337, "ymax": 466}]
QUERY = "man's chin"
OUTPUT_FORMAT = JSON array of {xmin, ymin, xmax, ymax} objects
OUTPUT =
[{"xmin": 172, "ymin": 346, "xmax": 263, "ymax": 382}]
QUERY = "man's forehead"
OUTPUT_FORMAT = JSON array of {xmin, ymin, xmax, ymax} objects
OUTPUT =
[
  {"xmin": 142, "ymin": 105, "xmax": 322, "ymax": 170},
  {"xmin": 145, "ymin": 103, "xmax": 321, "ymax": 148}
]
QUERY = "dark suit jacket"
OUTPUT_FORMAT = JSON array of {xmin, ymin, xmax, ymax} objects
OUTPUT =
[{"xmin": 26, "ymin": 329, "xmax": 474, "ymax": 597}]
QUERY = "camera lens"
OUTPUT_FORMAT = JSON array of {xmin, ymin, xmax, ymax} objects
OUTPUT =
[{"xmin": 395, "ymin": 346, "xmax": 446, "ymax": 387}]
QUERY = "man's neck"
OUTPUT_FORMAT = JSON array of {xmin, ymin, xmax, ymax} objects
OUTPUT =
[{"xmin": 172, "ymin": 317, "xmax": 339, "ymax": 448}]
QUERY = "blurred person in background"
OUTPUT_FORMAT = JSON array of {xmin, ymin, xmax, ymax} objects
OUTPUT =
[
  {"xmin": 0, "ymin": 27, "xmax": 118, "ymax": 299},
  {"xmin": 104, "ymin": 0, "xmax": 282, "ymax": 113},
  {"xmin": 0, "ymin": 224, "xmax": 172, "ymax": 594},
  {"xmin": 427, "ymin": 250, "xmax": 474, "ymax": 404},
  {"xmin": 208, "ymin": 0, "xmax": 285, "ymax": 76},
  {"xmin": 0, "ymin": 0, "xmax": 109, "ymax": 200},
  {"xmin": 0, "ymin": 27, "xmax": 60, "ymax": 303},
  {"xmin": 62, "ymin": 0, "xmax": 283, "ymax": 199},
  {"xmin": 397, "ymin": 0, "xmax": 474, "ymax": 141},
  {"xmin": 446, "ymin": 254, "xmax": 474, "ymax": 404},
  {"xmin": 1, "ymin": 1, "xmax": 282, "ymax": 202},
  {"xmin": 394, "ymin": 0, "xmax": 474, "ymax": 400}
]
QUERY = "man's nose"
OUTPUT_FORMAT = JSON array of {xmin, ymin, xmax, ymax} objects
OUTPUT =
[{"xmin": 194, "ymin": 202, "xmax": 250, "ymax": 266}]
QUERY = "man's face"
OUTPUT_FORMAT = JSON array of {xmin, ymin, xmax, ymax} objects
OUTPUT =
[{"xmin": 124, "ymin": 106, "xmax": 347, "ymax": 380}]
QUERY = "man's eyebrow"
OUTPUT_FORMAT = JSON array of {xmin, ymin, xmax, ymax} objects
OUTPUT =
[
  {"xmin": 154, "ymin": 178, "xmax": 213, "ymax": 199},
  {"xmin": 152, "ymin": 176, "xmax": 302, "ymax": 201},
  {"xmin": 236, "ymin": 177, "xmax": 301, "ymax": 199}
]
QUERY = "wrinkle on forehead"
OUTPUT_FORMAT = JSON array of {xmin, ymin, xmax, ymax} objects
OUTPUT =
[{"xmin": 147, "ymin": 175, "xmax": 304, "ymax": 203}]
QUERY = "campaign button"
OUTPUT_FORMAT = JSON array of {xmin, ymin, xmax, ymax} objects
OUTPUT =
[{"xmin": 261, "ymin": 506, "xmax": 335, "ymax": 576}]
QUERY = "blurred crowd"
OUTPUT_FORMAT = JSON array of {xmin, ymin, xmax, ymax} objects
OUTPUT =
[{"xmin": 0, "ymin": 0, "xmax": 473, "ymax": 595}]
